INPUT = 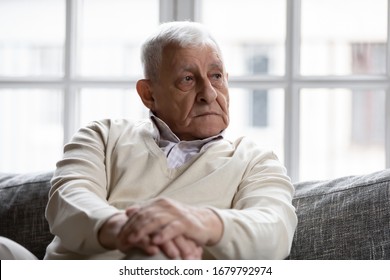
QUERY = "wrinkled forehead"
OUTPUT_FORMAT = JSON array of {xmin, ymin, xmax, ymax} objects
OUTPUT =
[
  {"xmin": 162, "ymin": 42, "xmax": 224, "ymax": 65},
  {"xmin": 179, "ymin": 38, "xmax": 222, "ymax": 59}
]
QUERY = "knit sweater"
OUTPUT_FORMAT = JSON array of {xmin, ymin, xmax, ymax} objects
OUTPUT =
[{"xmin": 44, "ymin": 119, "xmax": 297, "ymax": 259}]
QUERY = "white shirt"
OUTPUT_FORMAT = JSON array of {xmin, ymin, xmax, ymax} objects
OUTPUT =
[{"xmin": 150, "ymin": 113, "xmax": 224, "ymax": 169}]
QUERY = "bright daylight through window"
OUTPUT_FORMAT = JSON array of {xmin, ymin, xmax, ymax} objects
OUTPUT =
[{"xmin": 0, "ymin": 0, "xmax": 388, "ymax": 182}]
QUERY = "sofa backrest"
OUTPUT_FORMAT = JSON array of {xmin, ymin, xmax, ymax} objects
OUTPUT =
[{"xmin": 289, "ymin": 169, "xmax": 390, "ymax": 259}]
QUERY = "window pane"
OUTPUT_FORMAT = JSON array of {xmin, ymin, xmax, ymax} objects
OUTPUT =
[
  {"xmin": 0, "ymin": 0, "xmax": 65, "ymax": 77},
  {"xmin": 227, "ymin": 88, "xmax": 284, "ymax": 162},
  {"xmin": 79, "ymin": 88, "xmax": 148, "ymax": 127},
  {"xmin": 199, "ymin": 0, "xmax": 286, "ymax": 76},
  {"xmin": 0, "ymin": 89, "xmax": 63, "ymax": 172},
  {"xmin": 300, "ymin": 89, "xmax": 385, "ymax": 181},
  {"xmin": 301, "ymin": 0, "xmax": 387, "ymax": 76},
  {"xmin": 77, "ymin": 0, "xmax": 159, "ymax": 77}
]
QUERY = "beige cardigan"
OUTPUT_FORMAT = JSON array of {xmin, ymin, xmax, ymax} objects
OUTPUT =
[{"xmin": 44, "ymin": 119, "xmax": 297, "ymax": 259}]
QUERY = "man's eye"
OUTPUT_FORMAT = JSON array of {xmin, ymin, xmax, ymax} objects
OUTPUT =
[
  {"xmin": 213, "ymin": 73, "xmax": 222, "ymax": 79},
  {"xmin": 184, "ymin": 76, "xmax": 193, "ymax": 82}
]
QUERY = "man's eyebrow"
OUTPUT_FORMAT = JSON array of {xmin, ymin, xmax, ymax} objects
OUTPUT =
[
  {"xmin": 175, "ymin": 61, "xmax": 224, "ymax": 72},
  {"xmin": 209, "ymin": 62, "xmax": 223, "ymax": 70},
  {"xmin": 180, "ymin": 64, "xmax": 196, "ymax": 72}
]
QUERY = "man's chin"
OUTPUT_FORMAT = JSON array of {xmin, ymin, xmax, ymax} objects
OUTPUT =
[
  {"xmin": 193, "ymin": 126, "xmax": 226, "ymax": 140},
  {"xmin": 176, "ymin": 119, "xmax": 228, "ymax": 140}
]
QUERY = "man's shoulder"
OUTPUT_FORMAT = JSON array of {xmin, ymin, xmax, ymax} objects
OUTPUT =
[
  {"xmin": 230, "ymin": 136, "xmax": 278, "ymax": 161},
  {"xmin": 79, "ymin": 118, "xmax": 154, "ymax": 143},
  {"xmin": 231, "ymin": 136, "xmax": 260, "ymax": 150},
  {"xmin": 88, "ymin": 118, "xmax": 152, "ymax": 132}
]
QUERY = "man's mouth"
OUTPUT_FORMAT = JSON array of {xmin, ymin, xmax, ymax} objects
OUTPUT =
[{"xmin": 196, "ymin": 112, "xmax": 219, "ymax": 117}]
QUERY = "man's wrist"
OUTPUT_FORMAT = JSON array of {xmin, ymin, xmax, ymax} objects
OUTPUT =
[
  {"xmin": 202, "ymin": 208, "xmax": 223, "ymax": 246},
  {"xmin": 98, "ymin": 212, "xmax": 128, "ymax": 250}
]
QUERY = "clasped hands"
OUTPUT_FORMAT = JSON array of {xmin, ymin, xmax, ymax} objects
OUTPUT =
[{"xmin": 98, "ymin": 197, "xmax": 223, "ymax": 260}]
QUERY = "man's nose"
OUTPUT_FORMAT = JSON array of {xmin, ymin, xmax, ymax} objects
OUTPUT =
[{"xmin": 196, "ymin": 78, "xmax": 217, "ymax": 103}]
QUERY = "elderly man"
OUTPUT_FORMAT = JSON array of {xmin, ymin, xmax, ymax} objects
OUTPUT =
[{"xmin": 43, "ymin": 21, "xmax": 297, "ymax": 260}]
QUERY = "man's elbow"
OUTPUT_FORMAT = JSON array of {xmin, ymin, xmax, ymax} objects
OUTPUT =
[{"xmin": 259, "ymin": 215, "xmax": 297, "ymax": 259}]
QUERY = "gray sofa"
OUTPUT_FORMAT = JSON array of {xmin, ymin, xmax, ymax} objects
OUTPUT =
[{"xmin": 1, "ymin": 169, "xmax": 390, "ymax": 259}]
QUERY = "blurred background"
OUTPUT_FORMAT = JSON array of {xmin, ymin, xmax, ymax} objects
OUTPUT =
[{"xmin": 0, "ymin": 0, "xmax": 389, "ymax": 182}]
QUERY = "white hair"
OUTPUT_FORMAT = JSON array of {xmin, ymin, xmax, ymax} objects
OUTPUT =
[{"xmin": 140, "ymin": 21, "xmax": 222, "ymax": 81}]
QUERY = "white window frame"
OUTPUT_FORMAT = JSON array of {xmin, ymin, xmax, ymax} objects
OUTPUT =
[
  {"xmin": 193, "ymin": 0, "xmax": 390, "ymax": 181},
  {"xmin": 0, "ymin": 0, "xmax": 389, "ymax": 181}
]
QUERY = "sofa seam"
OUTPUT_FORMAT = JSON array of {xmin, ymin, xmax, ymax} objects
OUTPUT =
[{"xmin": 293, "ymin": 177, "xmax": 390, "ymax": 200}]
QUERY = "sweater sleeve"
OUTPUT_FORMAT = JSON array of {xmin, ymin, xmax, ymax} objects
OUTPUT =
[
  {"xmin": 45, "ymin": 120, "xmax": 121, "ymax": 255},
  {"xmin": 205, "ymin": 150, "xmax": 298, "ymax": 260}
]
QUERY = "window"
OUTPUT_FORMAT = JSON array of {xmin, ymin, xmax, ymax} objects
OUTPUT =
[
  {"xmin": 0, "ymin": 0, "xmax": 65, "ymax": 172},
  {"xmin": 0, "ymin": 0, "xmax": 389, "ymax": 182},
  {"xmin": 300, "ymin": 89, "xmax": 385, "ymax": 180},
  {"xmin": 301, "ymin": 0, "xmax": 386, "ymax": 76},
  {"xmin": 0, "ymin": 89, "xmax": 63, "ymax": 172},
  {"xmin": 297, "ymin": 0, "xmax": 387, "ymax": 180},
  {"xmin": 198, "ymin": 0, "xmax": 389, "ymax": 181},
  {"xmin": 0, "ymin": 0, "xmax": 156, "ymax": 173},
  {"xmin": 0, "ymin": 0, "xmax": 65, "ymax": 77},
  {"xmin": 76, "ymin": 0, "xmax": 158, "ymax": 78}
]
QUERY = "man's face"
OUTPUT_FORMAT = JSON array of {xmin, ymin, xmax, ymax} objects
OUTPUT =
[{"xmin": 146, "ymin": 44, "xmax": 229, "ymax": 141}]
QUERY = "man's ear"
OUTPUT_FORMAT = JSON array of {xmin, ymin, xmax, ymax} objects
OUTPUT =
[{"xmin": 136, "ymin": 79, "xmax": 155, "ymax": 110}]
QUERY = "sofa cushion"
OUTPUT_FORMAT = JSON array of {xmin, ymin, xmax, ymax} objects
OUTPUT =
[
  {"xmin": 289, "ymin": 169, "xmax": 390, "ymax": 259},
  {"xmin": 0, "ymin": 171, "xmax": 54, "ymax": 259}
]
